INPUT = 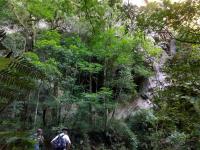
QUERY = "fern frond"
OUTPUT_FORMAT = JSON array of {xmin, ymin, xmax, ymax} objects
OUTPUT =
[
  {"xmin": 8, "ymin": 56, "xmax": 46, "ymax": 79},
  {"xmin": 0, "ymin": 55, "xmax": 46, "ymax": 79},
  {"xmin": 0, "ymin": 85, "xmax": 27, "ymax": 100},
  {"xmin": 0, "ymin": 70, "xmax": 37, "ymax": 90},
  {"xmin": 0, "ymin": 56, "xmax": 45, "ymax": 103}
]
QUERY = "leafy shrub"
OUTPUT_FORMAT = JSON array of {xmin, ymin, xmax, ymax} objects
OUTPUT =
[
  {"xmin": 166, "ymin": 131, "xmax": 187, "ymax": 149},
  {"xmin": 0, "ymin": 131, "xmax": 34, "ymax": 150},
  {"xmin": 110, "ymin": 120, "xmax": 138, "ymax": 150}
]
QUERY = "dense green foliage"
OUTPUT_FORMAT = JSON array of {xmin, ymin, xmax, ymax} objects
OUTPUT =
[{"xmin": 0, "ymin": 0, "xmax": 199, "ymax": 149}]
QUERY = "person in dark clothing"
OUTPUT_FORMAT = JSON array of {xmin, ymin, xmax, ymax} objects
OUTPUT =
[{"xmin": 51, "ymin": 128, "xmax": 71, "ymax": 150}]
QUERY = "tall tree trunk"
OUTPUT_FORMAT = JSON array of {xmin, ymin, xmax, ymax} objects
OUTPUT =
[
  {"xmin": 34, "ymin": 85, "xmax": 41, "ymax": 129},
  {"xmin": 25, "ymin": 32, "xmax": 34, "ymax": 51},
  {"xmin": 58, "ymin": 103, "xmax": 61, "ymax": 125},
  {"xmin": 89, "ymin": 73, "xmax": 92, "ymax": 92},
  {"xmin": 22, "ymin": 93, "xmax": 31, "ymax": 128},
  {"xmin": 88, "ymin": 103, "xmax": 93, "ymax": 125},
  {"xmin": 22, "ymin": 14, "xmax": 36, "ymax": 52},
  {"xmin": 95, "ymin": 77, "xmax": 98, "ymax": 92},
  {"xmin": 104, "ymin": 59, "xmax": 107, "ymax": 86},
  {"xmin": 53, "ymin": 81, "xmax": 60, "ymax": 124},
  {"xmin": 42, "ymin": 108, "xmax": 47, "ymax": 127},
  {"xmin": 11, "ymin": 101, "xmax": 16, "ymax": 119},
  {"xmin": 104, "ymin": 97, "xmax": 108, "ymax": 131}
]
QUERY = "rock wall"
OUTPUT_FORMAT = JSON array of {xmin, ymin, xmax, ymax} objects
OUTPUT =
[{"xmin": 114, "ymin": 38, "xmax": 176, "ymax": 119}]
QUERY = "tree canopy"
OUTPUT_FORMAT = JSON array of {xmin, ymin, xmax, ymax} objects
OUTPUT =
[{"xmin": 0, "ymin": 0, "xmax": 199, "ymax": 149}]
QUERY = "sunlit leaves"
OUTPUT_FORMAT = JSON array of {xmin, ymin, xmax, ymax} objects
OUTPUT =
[
  {"xmin": 91, "ymin": 28, "xmax": 135, "ymax": 64},
  {"xmin": 36, "ymin": 30, "xmax": 61, "ymax": 49},
  {"xmin": 78, "ymin": 61, "xmax": 102, "ymax": 73},
  {"xmin": 24, "ymin": 52, "xmax": 61, "ymax": 79}
]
